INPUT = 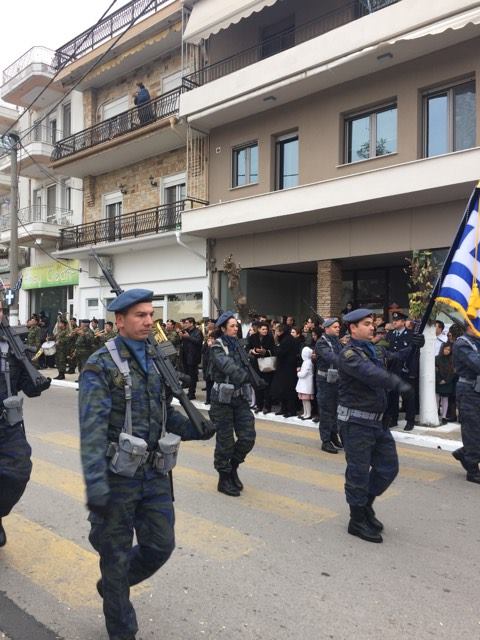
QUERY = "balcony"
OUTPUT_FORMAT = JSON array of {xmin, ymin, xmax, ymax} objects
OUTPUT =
[
  {"xmin": 50, "ymin": 87, "xmax": 187, "ymax": 177},
  {"xmin": 59, "ymin": 198, "xmax": 205, "ymax": 251},
  {"xmin": 0, "ymin": 125, "xmax": 63, "ymax": 179},
  {"xmin": 184, "ymin": 0, "xmax": 400, "ymax": 88},
  {"xmin": 54, "ymin": 0, "xmax": 175, "ymax": 69},
  {"xmin": 180, "ymin": 0, "xmax": 480, "ymax": 129},
  {"xmin": 0, "ymin": 205, "xmax": 73, "ymax": 246},
  {"xmin": 1, "ymin": 47, "xmax": 64, "ymax": 108}
]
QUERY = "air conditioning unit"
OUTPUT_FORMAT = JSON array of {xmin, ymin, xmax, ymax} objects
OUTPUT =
[{"xmin": 88, "ymin": 255, "xmax": 113, "ymax": 279}]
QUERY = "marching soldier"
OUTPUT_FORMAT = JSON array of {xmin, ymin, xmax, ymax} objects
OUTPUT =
[
  {"xmin": 209, "ymin": 311, "xmax": 256, "ymax": 497},
  {"xmin": 79, "ymin": 289, "xmax": 213, "ymax": 640},
  {"xmin": 54, "ymin": 318, "xmax": 70, "ymax": 380},
  {"xmin": 0, "ymin": 308, "xmax": 51, "ymax": 547},
  {"xmin": 315, "ymin": 318, "xmax": 343, "ymax": 453},
  {"xmin": 74, "ymin": 319, "xmax": 96, "ymax": 377},
  {"xmin": 26, "ymin": 316, "xmax": 42, "ymax": 353},
  {"xmin": 337, "ymin": 309, "xmax": 424, "ymax": 543},
  {"xmin": 452, "ymin": 325, "xmax": 480, "ymax": 484}
]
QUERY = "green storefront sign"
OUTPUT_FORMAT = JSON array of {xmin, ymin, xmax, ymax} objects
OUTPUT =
[{"xmin": 22, "ymin": 260, "xmax": 80, "ymax": 290}]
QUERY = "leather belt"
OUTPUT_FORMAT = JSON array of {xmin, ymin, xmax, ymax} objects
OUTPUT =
[{"xmin": 458, "ymin": 377, "xmax": 475, "ymax": 386}]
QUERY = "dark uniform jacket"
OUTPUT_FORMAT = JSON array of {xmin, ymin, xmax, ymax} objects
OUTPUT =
[
  {"xmin": 453, "ymin": 334, "xmax": 480, "ymax": 381},
  {"xmin": 315, "ymin": 334, "xmax": 342, "ymax": 373},
  {"xmin": 338, "ymin": 339, "xmax": 410, "ymax": 426},
  {"xmin": 386, "ymin": 328, "xmax": 417, "ymax": 376},
  {"xmin": 79, "ymin": 336, "xmax": 201, "ymax": 504},
  {"xmin": 0, "ymin": 353, "xmax": 43, "ymax": 418},
  {"xmin": 208, "ymin": 337, "xmax": 249, "ymax": 388}
]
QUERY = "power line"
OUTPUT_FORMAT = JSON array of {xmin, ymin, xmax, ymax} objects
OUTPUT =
[
  {"xmin": 17, "ymin": 139, "xmax": 84, "ymax": 191},
  {"xmin": 16, "ymin": 0, "xmax": 159, "ymax": 144},
  {"xmin": 1, "ymin": 0, "xmax": 120, "ymax": 139}
]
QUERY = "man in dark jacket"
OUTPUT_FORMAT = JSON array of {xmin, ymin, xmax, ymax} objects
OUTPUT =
[
  {"xmin": 338, "ymin": 309, "xmax": 424, "ymax": 543},
  {"xmin": 270, "ymin": 324, "xmax": 298, "ymax": 417},
  {"xmin": 133, "ymin": 82, "xmax": 153, "ymax": 125},
  {"xmin": 180, "ymin": 317, "xmax": 203, "ymax": 399}
]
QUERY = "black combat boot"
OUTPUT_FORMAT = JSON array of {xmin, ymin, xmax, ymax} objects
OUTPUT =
[
  {"xmin": 331, "ymin": 433, "xmax": 343, "ymax": 449},
  {"xmin": 466, "ymin": 467, "xmax": 480, "ymax": 484},
  {"xmin": 96, "ymin": 579, "xmax": 103, "ymax": 598},
  {"xmin": 321, "ymin": 441, "xmax": 338, "ymax": 454},
  {"xmin": 365, "ymin": 495, "xmax": 384, "ymax": 532},
  {"xmin": 452, "ymin": 447, "xmax": 469, "ymax": 471},
  {"xmin": 0, "ymin": 519, "xmax": 6, "ymax": 547},
  {"xmin": 348, "ymin": 506, "xmax": 383, "ymax": 543},
  {"xmin": 404, "ymin": 421, "xmax": 415, "ymax": 431},
  {"xmin": 54, "ymin": 373, "xmax": 65, "ymax": 380},
  {"xmin": 230, "ymin": 461, "xmax": 244, "ymax": 491},
  {"xmin": 217, "ymin": 472, "xmax": 240, "ymax": 497}
]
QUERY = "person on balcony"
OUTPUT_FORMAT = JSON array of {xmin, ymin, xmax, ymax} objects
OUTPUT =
[{"xmin": 133, "ymin": 82, "xmax": 153, "ymax": 125}]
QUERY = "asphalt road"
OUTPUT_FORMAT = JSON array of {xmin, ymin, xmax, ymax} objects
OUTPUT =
[{"xmin": 0, "ymin": 386, "xmax": 478, "ymax": 640}]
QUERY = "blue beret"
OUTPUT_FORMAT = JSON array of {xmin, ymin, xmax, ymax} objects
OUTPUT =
[
  {"xmin": 323, "ymin": 317, "xmax": 339, "ymax": 328},
  {"xmin": 343, "ymin": 308, "xmax": 374, "ymax": 323},
  {"xmin": 215, "ymin": 310, "xmax": 236, "ymax": 327},
  {"xmin": 107, "ymin": 288, "xmax": 153, "ymax": 312}
]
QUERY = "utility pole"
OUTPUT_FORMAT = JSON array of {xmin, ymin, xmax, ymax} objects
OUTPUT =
[{"xmin": 8, "ymin": 133, "xmax": 19, "ymax": 326}]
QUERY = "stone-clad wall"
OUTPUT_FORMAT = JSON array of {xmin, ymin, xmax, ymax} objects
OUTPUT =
[
  {"xmin": 317, "ymin": 259, "xmax": 342, "ymax": 317},
  {"xmin": 84, "ymin": 148, "xmax": 186, "ymax": 222}
]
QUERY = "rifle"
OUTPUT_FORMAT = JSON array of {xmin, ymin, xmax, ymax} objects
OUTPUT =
[
  {"xmin": 0, "ymin": 316, "xmax": 49, "ymax": 389},
  {"xmin": 209, "ymin": 287, "xmax": 267, "ymax": 391},
  {"xmin": 89, "ymin": 250, "xmax": 212, "ymax": 438}
]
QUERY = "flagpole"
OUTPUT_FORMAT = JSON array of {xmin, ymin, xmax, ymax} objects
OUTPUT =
[{"xmin": 417, "ymin": 183, "xmax": 480, "ymax": 333}]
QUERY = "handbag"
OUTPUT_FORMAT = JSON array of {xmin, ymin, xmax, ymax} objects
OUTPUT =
[{"xmin": 257, "ymin": 356, "xmax": 277, "ymax": 373}]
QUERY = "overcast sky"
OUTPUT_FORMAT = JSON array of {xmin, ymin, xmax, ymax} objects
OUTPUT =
[{"xmin": 0, "ymin": 0, "xmax": 127, "ymax": 107}]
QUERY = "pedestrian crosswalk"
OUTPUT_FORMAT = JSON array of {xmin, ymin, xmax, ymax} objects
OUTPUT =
[{"xmin": 1, "ymin": 418, "xmax": 457, "ymax": 622}]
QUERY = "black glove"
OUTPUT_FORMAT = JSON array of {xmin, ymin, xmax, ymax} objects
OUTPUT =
[
  {"xmin": 201, "ymin": 423, "xmax": 216, "ymax": 440},
  {"xmin": 392, "ymin": 375, "xmax": 412, "ymax": 394},
  {"xmin": 38, "ymin": 377, "xmax": 51, "ymax": 392},
  {"xmin": 87, "ymin": 500, "xmax": 111, "ymax": 518},
  {"xmin": 410, "ymin": 334, "xmax": 425, "ymax": 348}
]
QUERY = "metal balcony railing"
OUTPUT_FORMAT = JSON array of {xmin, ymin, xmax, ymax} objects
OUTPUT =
[
  {"xmin": 183, "ymin": 0, "xmax": 401, "ymax": 88},
  {"xmin": 51, "ymin": 86, "xmax": 184, "ymax": 162},
  {"xmin": 2, "ymin": 47, "xmax": 56, "ymax": 85},
  {"xmin": 54, "ymin": 0, "xmax": 172, "ymax": 69},
  {"xmin": 59, "ymin": 198, "xmax": 207, "ymax": 250},
  {"xmin": 0, "ymin": 206, "xmax": 73, "ymax": 231}
]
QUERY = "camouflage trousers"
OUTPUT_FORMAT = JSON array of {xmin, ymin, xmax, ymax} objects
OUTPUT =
[
  {"xmin": 456, "ymin": 386, "xmax": 480, "ymax": 470},
  {"xmin": 316, "ymin": 378, "xmax": 339, "ymax": 443},
  {"xmin": 88, "ymin": 467, "xmax": 175, "ymax": 640},
  {"xmin": 0, "ymin": 422, "xmax": 32, "ymax": 518},
  {"xmin": 339, "ymin": 421, "xmax": 399, "ymax": 507},
  {"xmin": 55, "ymin": 348, "xmax": 68, "ymax": 374},
  {"xmin": 210, "ymin": 396, "xmax": 256, "ymax": 473}
]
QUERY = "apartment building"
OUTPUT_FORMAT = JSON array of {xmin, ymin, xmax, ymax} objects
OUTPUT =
[
  {"xmin": 0, "ymin": 49, "xmax": 83, "ymax": 322},
  {"xmin": 48, "ymin": 0, "xmax": 209, "ymax": 322},
  {"xmin": 179, "ymin": 0, "xmax": 480, "ymax": 319}
]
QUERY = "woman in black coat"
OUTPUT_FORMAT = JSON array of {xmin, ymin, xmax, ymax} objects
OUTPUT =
[
  {"xmin": 247, "ymin": 322, "xmax": 276, "ymax": 414},
  {"xmin": 270, "ymin": 324, "xmax": 299, "ymax": 418}
]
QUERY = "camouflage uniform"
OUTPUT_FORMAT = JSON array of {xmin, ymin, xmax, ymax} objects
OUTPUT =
[
  {"xmin": 79, "ymin": 336, "xmax": 203, "ymax": 640},
  {"xmin": 55, "ymin": 328, "xmax": 70, "ymax": 375},
  {"xmin": 0, "ymin": 350, "xmax": 49, "ymax": 524},
  {"xmin": 165, "ymin": 329, "xmax": 181, "ymax": 368},
  {"xmin": 208, "ymin": 337, "xmax": 256, "ymax": 474},
  {"xmin": 75, "ymin": 328, "xmax": 96, "ymax": 373},
  {"xmin": 26, "ymin": 325, "xmax": 41, "ymax": 352}
]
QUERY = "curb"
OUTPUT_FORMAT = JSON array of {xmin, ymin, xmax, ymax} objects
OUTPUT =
[{"xmin": 50, "ymin": 380, "xmax": 461, "ymax": 452}]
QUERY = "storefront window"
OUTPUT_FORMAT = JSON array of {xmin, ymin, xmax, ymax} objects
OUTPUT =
[
  {"xmin": 31, "ymin": 286, "xmax": 68, "ymax": 331},
  {"xmin": 167, "ymin": 293, "xmax": 203, "ymax": 322}
]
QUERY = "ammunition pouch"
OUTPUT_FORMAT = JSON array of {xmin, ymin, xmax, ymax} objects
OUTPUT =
[
  {"xmin": 213, "ymin": 382, "xmax": 236, "ymax": 404},
  {"xmin": 108, "ymin": 432, "xmax": 148, "ymax": 478},
  {"xmin": 152, "ymin": 432, "xmax": 181, "ymax": 475},
  {"xmin": 474, "ymin": 375, "xmax": 480, "ymax": 394},
  {"xmin": 326, "ymin": 367, "xmax": 339, "ymax": 384},
  {"xmin": 2, "ymin": 395, "xmax": 24, "ymax": 426}
]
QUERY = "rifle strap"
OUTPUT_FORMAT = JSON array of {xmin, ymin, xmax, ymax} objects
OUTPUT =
[
  {"xmin": 105, "ymin": 339, "xmax": 133, "ymax": 435},
  {"xmin": 0, "ymin": 339, "xmax": 12, "ymax": 398}
]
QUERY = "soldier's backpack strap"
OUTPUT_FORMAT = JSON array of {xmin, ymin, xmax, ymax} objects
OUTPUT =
[
  {"xmin": 0, "ymin": 338, "xmax": 12, "ymax": 397},
  {"xmin": 215, "ymin": 338, "xmax": 230, "ymax": 384},
  {"xmin": 105, "ymin": 339, "xmax": 133, "ymax": 435}
]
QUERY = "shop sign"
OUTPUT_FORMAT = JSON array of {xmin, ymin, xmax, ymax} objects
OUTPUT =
[{"xmin": 22, "ymin": 260, "xmax": 80, "ymax": 290}]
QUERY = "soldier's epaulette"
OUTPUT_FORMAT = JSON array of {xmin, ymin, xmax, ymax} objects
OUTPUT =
[
  {"xmin": 82, "ymin": 363, "xmax": 102, "ymax": 374},
  {"xmin": 343, "ymin": 349, "xmax": 355, "ymax": 359}
]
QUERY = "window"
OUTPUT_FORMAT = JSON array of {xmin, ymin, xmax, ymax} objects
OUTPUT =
[
  {"xmin": 162, "ymin": 70, "xmax": 184, "ymax": 93},
  {"xmin": 275, "ymin": 133, "xmax": 299, "ymax": 190},
  {"xmin": 49, "ymin": 119, "xmax": 57, "ymax": 144},
  {"xmin": 63, "ymin": 103, "xmax": 71, "ymax": 138},
  {"xmin": 424, "ymin": 80, "xmax": 476, "ymax": 157},
  {"xmin": 232, "ymin": 143, "xmax": 258, "ymax": 187},
  {"xmin": 162, "ymin": 173, "xmax": 186, "ymax": 228},
  {"xmin": 345, "ymin": 104, "xmax": 397, "ymax": 163},
  {"xmin": 103, "ymin": 191, "xmax": 123, "ymax": 241},
  {"xmin": 102, "ymin": 95, "xmax": 129, "ymax": 120}
]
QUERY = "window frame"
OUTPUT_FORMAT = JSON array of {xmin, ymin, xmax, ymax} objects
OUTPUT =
[
  {"xmin": 423, "ymin": 78, "xmax": 476, "ymax": 158},
  {"xmin": 232, "ymin": 141, "xmax": 259, "ymax": 188},
  {"xmin": 275, "ymin": 132, "xmax": 299, "ymax": 191},
  {"xmin": 344, "ymin": 102, "xmax": 397, "ymax": 164}
]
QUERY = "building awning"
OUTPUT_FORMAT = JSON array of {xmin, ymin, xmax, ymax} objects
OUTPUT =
[
  {"xmin": 388, "ymin": 6, "xmax": 480, "ymax": 43},
  {"xmin": 183, "ymin": 0, "xmax": 281, "ymax": 44}
]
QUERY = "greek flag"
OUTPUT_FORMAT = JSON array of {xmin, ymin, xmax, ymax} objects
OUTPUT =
[{"xmin": 436, "ymin": 183, "xmax": 480, "ymax": 335}]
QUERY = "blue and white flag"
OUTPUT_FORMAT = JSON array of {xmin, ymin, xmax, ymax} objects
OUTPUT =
[
  {"xmin": 12, "ymin": 274, "xmax": 22, "ymax": 292},
  {"xmin": 437, "ymin": 184, "xmax": 480, "ymax": 335}
]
